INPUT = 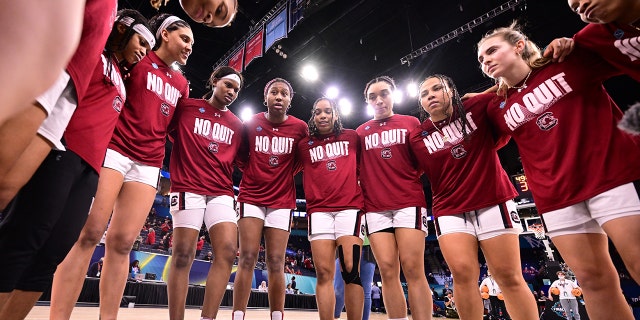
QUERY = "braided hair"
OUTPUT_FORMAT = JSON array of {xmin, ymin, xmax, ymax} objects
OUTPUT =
[
  {"xmin": 363, "ymin": 76, "xmax": 396, "ymax": 101},
  {"xmin": 104, "ymin": 9, "xmax": 150, "ymax": 86},
  {"xmin": 307, "ymin": 97, "xmax": 344, "ymax": 138},
  {"xmin": 418, "ymin": 74, "xmax": 471, "ymax": 141}
]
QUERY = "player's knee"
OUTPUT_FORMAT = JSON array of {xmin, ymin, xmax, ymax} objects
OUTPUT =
[{"xmin": 338, "ymin": 244, "xmax": 362, "ymax": 286}]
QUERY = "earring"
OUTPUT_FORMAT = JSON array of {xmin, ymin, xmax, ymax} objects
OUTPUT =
[{"xmin": 263, "ymin": 101, "xmax": 267, "ymax": 106}]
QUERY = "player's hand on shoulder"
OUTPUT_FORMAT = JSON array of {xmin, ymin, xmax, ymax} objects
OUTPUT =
[{"xmin": 543, "ymin": 37, "xmax": 574, "ymax": 63}]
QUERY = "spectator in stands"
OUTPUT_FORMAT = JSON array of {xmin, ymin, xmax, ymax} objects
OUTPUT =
[
  {"xmin": 284, "ymin": 263, "xmax": 294, "ymax": 274},
  {"xmin": 371, "ymin": 283, "xmax": 381, "ymax": 312},
  {"xmin": 427, "ymin": 273, "xmax": 437, "ymax": 284},
  {"xmin": 87, "ymin": 258, "xmax": 104, "ymax": 278},
  {"xmin": 303, "ymin": 257, "xmax": 314, "ymax": 270},
  {"xmin": 286, "ymin": 283, "xmax": 295, "ymax": 294},
  {"xmin": 204, "ymin": 251, "xmax": 213, "ymax": 262},
  {"xmin": 161, "ymin": 218, "xmax": 172, "ymax": 236},
  {"xmin": 129, "ymin": 260, "xmax": 141, "ymax": 279},
  {"xmin": 258, "ymin": 281, "xmax": 268, "ymax": 292},
  {"xmin": 145, "ymin": 227, "xmax": 156, "ymax": 246},
  {"xmin": 290, "ymin": 276, "xmax": 297, "ymax": 292},
  {"xmin": 196, "ymin": 235, "xmax": 205, "ymax": 258},
  {"xmin": 538, "ymin": 290, "xmax": 547, "ymax": 302}
]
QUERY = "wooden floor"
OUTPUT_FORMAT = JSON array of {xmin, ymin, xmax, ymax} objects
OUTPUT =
[{"xmin": 26, "ymin": 306, "xmax": 414, "ymax": 320}]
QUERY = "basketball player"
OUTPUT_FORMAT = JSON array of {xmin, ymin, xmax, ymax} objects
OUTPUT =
[
  {"xmin": 408, "ymin": 74, "xmax": 538, "ymax": 320},
  {"xmin": 334, "ymin": 237, "xmax": 376, "ymax": 320},
  {"xmin": 50, "ymin": 14, "xmax": 192, "ymax": 320},
  {"xmin": 166, "ymin": 66, "xmax": 244, "ymax": 320},
  {"xmin": 549, "ymin": 271, "xmax": 582, "ymax": 320},
  {"xmin": 232, "ymin": 78, "xmax": 308, "ymax": 320},
  {"xmin": 0, "ymin": 0, "xmax": 83, "ymax": 125},
  {"xmin": 357, "ymin": 76, "xmax": 432, "ymax": 320},
  {"xmin": 477, "ymin": 23, "xmax": 640, "ymax": 319},
  {"xmin": 0, "ymin": 0, "xmax": 118, "ymax": 212},
  {"xmin": 567, "ymin": 0, "xmax": 640, "ymax": 80},
  {"xmin": 0, "ymin": 10, "xmax": 153, "ymax": 320},
  {"xmin": 179, "ymin": 0, "xmax": 238, "ymax": 27},
  {"xmin": 297, "ymin": 98, "xmax": 364, "ymax": 320}
]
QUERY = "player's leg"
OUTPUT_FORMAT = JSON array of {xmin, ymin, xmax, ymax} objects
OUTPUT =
[
  {"xmin": 312, "ymin": 238, "xmax": 338, "ymax": 320},
  {"xmin": 99, "ymin": 179, "xmax": 157, "ymax": 319},
  {"xmin": 438, "ymin": 232, "xmax": 483, "ymax": 320},
  {"xmin": 262, "ymin": 208, "xmax": 291, "ymax": 319},
  {"xmin": 201, "ymin": 196, "xmax": 238, "ymax": 319},
  {"xmin": 50, "ymin": 166, "xmax": 123, "ymax": 320},
  {"xmin": 232, "ymin": 204, "xmax": 265, "ymax": 319},
  {"xmin": 167, "ymin": 205, "xmax": 201, "ymax": 320}
]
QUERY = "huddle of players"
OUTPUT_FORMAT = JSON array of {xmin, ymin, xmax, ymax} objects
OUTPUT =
[{"xmin": 1, "ymin": 1, "xmax": 640, "ymax": 320}]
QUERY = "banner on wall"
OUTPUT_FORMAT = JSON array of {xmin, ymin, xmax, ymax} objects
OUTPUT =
[
  {"xmin": 289, "ymin": 0, "xmax": 304, "ymax": 31},
  {"xmin": 228, "ymin": 46, "xmax": 245, "ymax": 72},
  {"xmin": 265, "ymin": 8, "xmax": 287, "ymax": 50},
  {"xmin": 244, "ymin": 28, "xmax": 264, "ymax": 68}
]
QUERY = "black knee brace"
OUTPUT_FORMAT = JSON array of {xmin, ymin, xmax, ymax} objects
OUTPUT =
[{"xmin": 337, "ymin": 244, "xmax": 362, "ymax": 286}]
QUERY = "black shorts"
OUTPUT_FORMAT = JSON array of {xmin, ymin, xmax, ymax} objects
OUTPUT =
[{"xmin": 0, "ymin": 149, "xmax": 98, "ymax": 292}]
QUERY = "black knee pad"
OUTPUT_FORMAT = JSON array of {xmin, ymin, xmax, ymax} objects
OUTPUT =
[{"xmin": 337, "ymin": 244, "xmax": 362, "ymax": 286}]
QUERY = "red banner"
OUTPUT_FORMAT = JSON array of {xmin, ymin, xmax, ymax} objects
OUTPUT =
[
  {"xmin": 228, "ymin": 46, "xmax": 245, "ymax": 72},
  {"xmin": 244, "ymin": 28, "xmax": 264, "ymax": 68}
]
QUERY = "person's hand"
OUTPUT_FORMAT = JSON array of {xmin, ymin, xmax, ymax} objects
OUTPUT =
[
  {"xmin": 543, "ymin": 37, "xmax": 574, "ymax": 63},
  {"xmin": 461, "ymin": 84, "xmax": 498, "ymax": 101},
  {"xmin": 461, "ymin": 92, "xmax": 482, "ymax": 101}
]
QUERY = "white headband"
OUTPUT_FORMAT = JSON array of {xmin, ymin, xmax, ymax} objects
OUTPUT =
[
  {"xmin": 117, "ymin": 16, "xmax": 156, "ymax": 49},
  {"xmin": 221, "ymin": 73, "xmax": 241, "ymax": 85},
  {"xmin": 156, "ymin": 15, "xmax": 184, "ymax": 40}
]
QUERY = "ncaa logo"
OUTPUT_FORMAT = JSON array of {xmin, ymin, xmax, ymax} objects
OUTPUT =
[
  {"xmin": 170, "ymin": 195, "xmax": 178, "ymax": 207},
  {"xmin": 269, "ymin": 155, "xmax": 279, "ymax": 167},
  {"xmin": 160, "ymin": 102, "xmax": 171, "ymax": 117},
  {"xmin": 510, "ymin": 211, "xmax": 521, "ymax": 223},
  {"xmin": 326, "ymin": 160, "xmax": 337, "ymax": 171},
  {"xmin": 360, "ymin": 224, "xmax": 366, "ymax": 236},
  {"xmin": 536, "ymin": 112, "xmax": 557, "ymax": 131},
  {"xmin": 451, "ymin": 145, "xmax": 467, "ymax": 159},
  {"xmin": 422, "ymin": 215, "xmax": 428, "ymax": 228},
  {"xmin": 614, "ymin": 29, "xmax": 624, "ymax": 39},
  {"xmin": 112, "ymin": 96, "xmax": 123, "ymax": 113},
  {"xmin": 381, "ymin": 147, "xmax": 392, "ymax": 159},
  {"xmin": 235, "ymin": 205, "xmax": 240, "ymax": 218},
  {"xmin": 208, "ymin": 142, "xmax": 219, "ymax": 153}
]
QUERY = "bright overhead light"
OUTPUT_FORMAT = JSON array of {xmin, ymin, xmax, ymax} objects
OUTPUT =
[
  {"xmin": 240, "ymin": 107, "xmax": 254, "ymax": 122},
  {"xmin": 326, "ymin": 86, "xmax": 339, "ymax": 99},
  {"xmin": 393, "ymin": 89, "xmax": 404, "ymax": 104},
  {"xmin": 301, "ymin": 64, "xmax": 319, "ymax": 82},
  {"xmin": 407, "ymin": 82, "xmax": 418, "ymax": 98},
  {"xmin": 366, "ymin": 104, "xmax": 375, "ymax": 117},
  {"xmin": 338, "ymin": 98, "xmax": 352, "ymax": 116}
]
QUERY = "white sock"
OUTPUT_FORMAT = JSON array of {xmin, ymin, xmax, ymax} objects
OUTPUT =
[
  {"xmin": 271, "ymin": 310, "xmax": 283, "ymax": 320},
  {"xmin": 232, "ymin": 310, "xmax": 245, "ymax": 320}
]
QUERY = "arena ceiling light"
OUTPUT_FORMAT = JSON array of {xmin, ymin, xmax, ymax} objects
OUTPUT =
[
  {"xmin": 240, "ymin": 106, "xmax": 254, "ymax": 122},
  {"xmin": 301, "ymin": 64, "xmax": 319, "ymax": 82},
  {"xmin": 325, "ymin": 86, "xmax": 339, "ymax": 99},
  {"xmin": 338, "ymin": 98, "xmax": 352, "ymax": 116}
]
